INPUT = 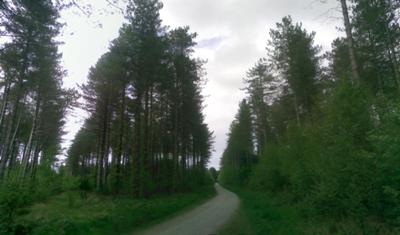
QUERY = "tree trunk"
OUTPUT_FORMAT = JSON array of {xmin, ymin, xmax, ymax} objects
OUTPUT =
[
  {"xmin": 293, "ymin": 94, "xmax": 301, "ymax": 127},
  {"xmin": 96, "ymin": 101, "xmax": 109, "ymax": 192},
  {"xmin": 133, "ymin": 93, "xmax": 142, "ymax": 197},
  {"xmin": 0, "ymin": 81, "xmax": 11, "ymax": 136},
  {"xmin": 21, "ymin": 92, "xmax": 41, "ymax": 178},
  {"xmin": 0, "ymin": 94, "xmax": 24, "ymax": 178},
  {"xmin": 0, "ymin": 34, "xmax": 31, "ymax": 178},
  {"xmin": 142, "ymin": 87, "xmax": 150, "ymax": 197},
  {"xmin": 29, "ymin": 142, "xmax": 40, "ymax": 180},
  {"xmin": 115, "ymin": 83, "xmax": 126, "ymax": 193},
  {"xmin": 340, "ymin": 0, "xmax": 360, "ymax": 85},
  {"xmin": 102, "ymin": 105, "xmax": 112, "ymax": 191}
]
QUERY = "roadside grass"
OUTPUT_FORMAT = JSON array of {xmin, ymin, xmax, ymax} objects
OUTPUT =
[
  {"xmin": 14, "ymin": 185, "xmax": 216, "ymax": 235},
  {"xmin": 219, "ymin": 187, "xmax": 400, "ymax": 235},
  {"xmin": 218, "ymin": 204, "xmax": 256, "ymax": 235},
  {"xmin": 219, "ymin": 188, "xmax": 302, "ymax": 235}
]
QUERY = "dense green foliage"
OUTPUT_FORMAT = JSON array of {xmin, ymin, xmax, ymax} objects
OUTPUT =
[
  {"xmin": 220, "ymin": 1, "xmax": 400, "ymax": 234},
  {"xmin": 220, "ymin": 187, "xmax": 399, "ymax": 235},
  {"xmin": 14, "ymin": 184, "xmax": 215, "ymax": 235},
  {"xmin": 219, "ymin": 188, "xmax": 302, "ymax": 235}
]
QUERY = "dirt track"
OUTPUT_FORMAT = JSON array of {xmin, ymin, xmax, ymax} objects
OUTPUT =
[{"xmin": 133, "ymin": 184, "xmax": 239, "ymax": 235}]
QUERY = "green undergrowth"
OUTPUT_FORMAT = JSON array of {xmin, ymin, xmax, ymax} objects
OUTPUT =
[
  {"xmin": 220, "ymin": 187, "xmax": 399, "ymax": 235},
  {"xmin": 13, "ymin": 185, "xmax": 216, "ymax": 235},
  {"xmin": 219, "ymin": 187, "xmax": 301, "ymax": 235}
]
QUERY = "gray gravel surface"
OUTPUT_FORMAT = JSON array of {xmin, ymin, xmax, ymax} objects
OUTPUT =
[{"xmin": 133, "ymin": 183, "xmax": 239, "ymax": 235}]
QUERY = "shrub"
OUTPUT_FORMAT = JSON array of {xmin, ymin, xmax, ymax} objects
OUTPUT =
[{"xmin": 0, "ymin": 180, "xmax": 32, "ymax": 234}]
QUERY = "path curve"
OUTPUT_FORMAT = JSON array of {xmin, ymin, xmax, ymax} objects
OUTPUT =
[{"xmin": 133, "ymin": 183, "xmax": 239, "ymax": 235}]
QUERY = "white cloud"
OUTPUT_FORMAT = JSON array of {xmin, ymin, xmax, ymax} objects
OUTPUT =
[{"xmin": 196, "ymin": 36, "xmax": 227, "ymax": 50}]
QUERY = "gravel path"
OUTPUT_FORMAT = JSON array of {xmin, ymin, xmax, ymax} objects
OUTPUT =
[{"xmin": 133, "ymin": 184, "xmax": 240, "ymax": 235}]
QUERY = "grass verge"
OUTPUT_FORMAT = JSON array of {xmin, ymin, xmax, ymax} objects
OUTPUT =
[
  {"xmin": 218, "ymin": 188, "xmax": 302, "ymax": 235},
  {"xmin": 219, "ymin": 187, "xmax": 399, "ymax": 235},
  {"xmin": 14, "ymin": 185, "xmax": 216, "ymax": 235}
]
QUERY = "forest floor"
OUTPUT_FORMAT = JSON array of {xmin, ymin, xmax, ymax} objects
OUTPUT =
[
  {"xmin": 133, "ymin": 183, "xmax": 239, "ymax": 235},
  {"xmin": 14, "ymin": 185, "xmax": 216, "ymax": 235}
]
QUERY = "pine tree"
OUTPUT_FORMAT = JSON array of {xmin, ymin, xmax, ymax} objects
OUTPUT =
[
  {"xmin": 244, "ymin": 59, "xmax": 278, "ymax": 153},
  {"xmin": 268, "ymin": 16, "xmax": 320, "ymax": 126},
  {"xmin": 219, "ymin": 100, "xmax": 255, "ymax": 186},
  {"xmin": 350, "ymin": 0, "xmax": 400, "ymax": 94},
  {"xmin": 0, "ymin": 0, "xmax": 72, "ymax": 180}
]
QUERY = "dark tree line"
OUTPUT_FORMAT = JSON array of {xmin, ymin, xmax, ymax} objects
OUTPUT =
[
  {"xmin": 220, "ymin": 0, "xmax": 400, "ymax": 231},
  {"xmin": 220, "ymin": 100, "xmax": 256, "ymax": 186},
  {"xmin": 67, "ymin": 0, "xmax": 213, "ymax": 197}
]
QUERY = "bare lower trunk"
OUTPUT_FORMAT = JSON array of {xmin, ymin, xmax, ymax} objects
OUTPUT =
[
  {"xmin": 1, "ymin": 33, "xmax": 32, "ymax": 177},
  {"xmin": 96, "ymin": 102, "xmax": 109, "ymax": 192},
  {"xmin": 293, "ymin": 94, "xmax": 301, "ymax": 127},
  {"xmin": 340, "ymin": 0, "xmax": 360, "ymax": 85},
  {"xmin": 95, "ymin": 138, "xmax": 102, "ymax": 191},
  {"xmin": 0, "ymin": 81, "xmax": 11, "ymax": 136},
  {"xmin": 0, "ymin": 95, "xmax": 25, "ymax": 178},
  {"xmin": 172, "ymin": 77, "xmax": 180, "ymax": 192},
  {"xmin": 142, "ymin": 88, "xmax": 150, "ymax": 197},
  {"xmin": 115, "ymin": 85, "xmax": 126, "ymax": 193},
  {"xmin": 29, "ymin": 142, "xmax": 40, "ymax": 180},
  {"xmin": 133, "ymin": 93, "xmax": 142, "ymax": 197},
  {"xmin": 21, "ymin": 93, "xmax": 41, "ymax": 178},
  {"xmin": 102, "ymin": 110, "xmax": 111, "ymax": 191}
]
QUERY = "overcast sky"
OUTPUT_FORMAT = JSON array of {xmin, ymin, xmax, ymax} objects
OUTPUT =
[{"xmin": 59, "ymin": 0, "xmax": 343, "ymax": 169}]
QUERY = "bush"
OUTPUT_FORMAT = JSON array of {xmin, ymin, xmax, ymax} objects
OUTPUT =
[
  {"xmin": 33, "ymin": 166, "xmax": 64, "ymax": 201},
  {"xmin": 370, "ymin": 100, "xmax": 400, "ymax": 225},
  {"xmin": 0, "ymin": 180, "xmax": 32, "ymax": 234}
]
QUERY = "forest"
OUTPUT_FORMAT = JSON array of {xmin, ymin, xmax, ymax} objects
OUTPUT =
[
  {"xmin": 0, "ymin": 0, "xmax": 214, "ymax": 234},
  {"xmin": 219, "ymin": 0, "xmax": 400, "ymax": 234},
  {"xmin": 0, "ymin": 0, "xmax": 399, "ymax": 234}
]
